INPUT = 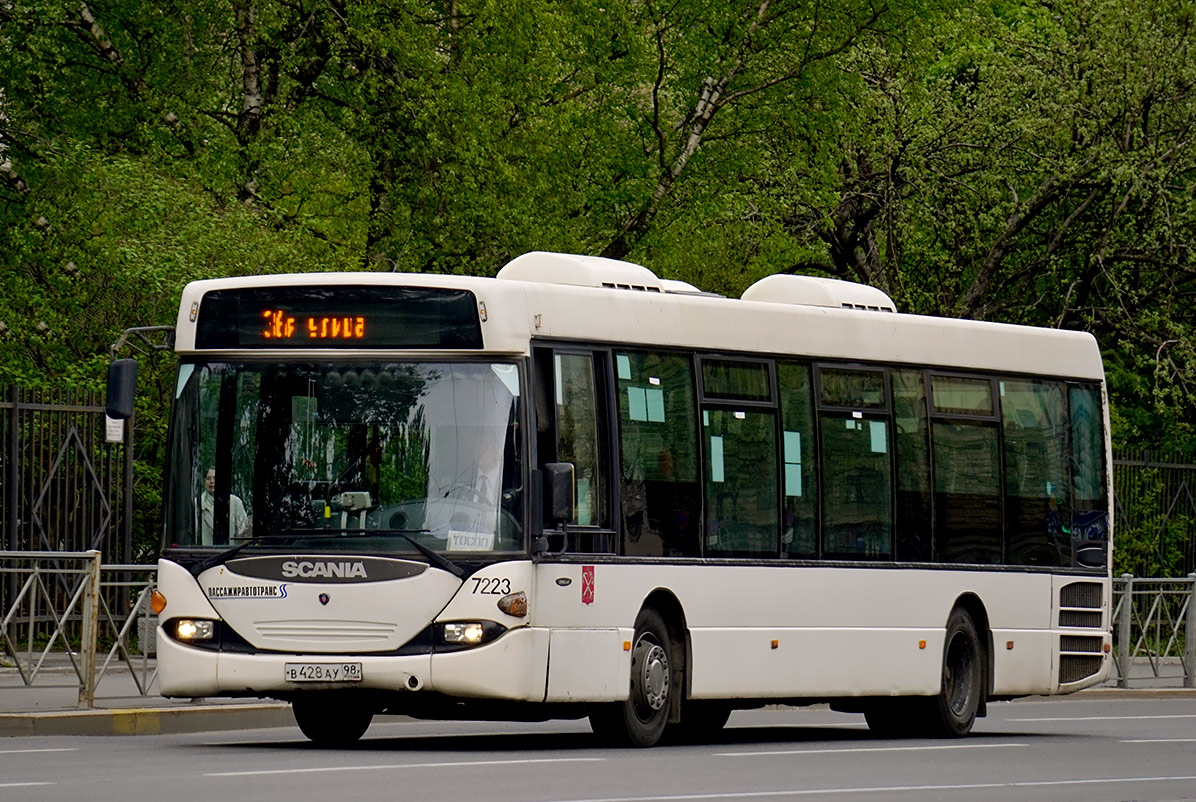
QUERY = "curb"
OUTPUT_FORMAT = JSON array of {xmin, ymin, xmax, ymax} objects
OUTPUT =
[
  {"xmin": 1076, "ymin": 686, "xmax": 1196, "ymax": 700},
  {"xmin": 0, "ymin": 704, "xmax": 294, "ymax": 738}
]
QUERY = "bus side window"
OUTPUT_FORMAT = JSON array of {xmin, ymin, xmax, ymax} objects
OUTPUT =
[
  {"xmin": 930, "ymin": 375, "xmax": 1001, "ymax": 564},
  {"xmin": 892, "ymin": 370, "xmax": 931, "ymax": 562},
  {"xmin": 817, "ymin": 366, "xmax": 892, "ymax": 558},
  {"xmin": 1002, "ymin": 380, "xmax": 1069, "ymax": 566},
  {"xmin": 554, "ymin": 352, "xmax": 607, "ymax": 528},
  {"xmin": 1069, "ymin": 384, "xmax": 1108, "ymax": 568},
  {"xmin": 700, "ymin": 358, "xmax": 777, "ymax": 558},
  {"xmin": 778, "ymin": 363, "xmax": 816, "ymax": 557},
  {"xmin": 616, "ymin": 350, "xmax": 701, "ymax": 558}
]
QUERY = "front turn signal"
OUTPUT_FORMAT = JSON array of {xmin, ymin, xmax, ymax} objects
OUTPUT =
[
  {"xmin": 151, "ymin": 590, "xmax": 167, "ymax": 615},
  {"xmin": 497, "ymin": 591, "xmax": 527, "ymax": 617}
]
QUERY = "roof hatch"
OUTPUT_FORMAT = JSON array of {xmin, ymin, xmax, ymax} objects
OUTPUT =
[
  {"xmin": 741, "ymin": 274, "xmax": 896, "ymax": 312},
  {"xmin": 495, "ymin": 251, "xmax": 707, "ymax": 293}
]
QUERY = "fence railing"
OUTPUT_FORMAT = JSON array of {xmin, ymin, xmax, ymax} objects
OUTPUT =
[
  {"xmin": 1, "ymin": 551, "xmax": 157, "ymax": 707},
  {"xmin": 1112, "ymin": 573, "xmax": 1195, "ymax": 689}
]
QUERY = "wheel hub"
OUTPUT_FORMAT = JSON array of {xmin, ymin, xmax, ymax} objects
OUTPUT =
[{"xmin": 633, "ymin": 638, "xmax": 670, "ymax": 712}]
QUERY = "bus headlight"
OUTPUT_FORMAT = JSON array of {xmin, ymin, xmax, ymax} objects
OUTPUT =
[
  {"xmin": 443, "ymin": 622, "xmax": 485, "ymax": 644},
  {"xmin": 175, "ymin": 619, "xmax": 215, "ymax": 642},
  {"xmin": 437, "ymin": 620, "xmax": 506, "ymax": 647}
]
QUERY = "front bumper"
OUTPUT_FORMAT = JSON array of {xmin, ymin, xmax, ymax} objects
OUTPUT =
[{"xmin": 157, "ymin": 624, "xmax": 550, "ymax": 702}]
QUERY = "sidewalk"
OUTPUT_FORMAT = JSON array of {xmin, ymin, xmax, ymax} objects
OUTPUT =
[{"xmin": 0, "ymin": 661, "xmax": 293, "ymax": 737}]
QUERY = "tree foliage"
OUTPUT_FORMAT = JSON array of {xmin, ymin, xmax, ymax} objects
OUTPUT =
[{"xmin": 2, "ymin": 0, "xmax": 1194, "ymax": 565}]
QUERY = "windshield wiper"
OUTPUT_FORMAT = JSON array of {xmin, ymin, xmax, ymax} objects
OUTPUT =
[
  {"xmin": 379, "ymin": 530, "xmax": 464, "ymax": 577},
  {"xmin": 279, "ymin": 528, "xmax": 465, "ymax": 578},
  {"xmin": 188, "ymin": 535, "xmax": 283, "ymax": 577}
]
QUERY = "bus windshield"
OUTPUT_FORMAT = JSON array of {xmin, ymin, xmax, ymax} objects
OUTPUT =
[{"xmin": 164, "ymin": 360, "xmax": 524, "ymax": 555}]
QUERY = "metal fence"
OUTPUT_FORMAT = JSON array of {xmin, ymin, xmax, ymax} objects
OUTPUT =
[
  {"xmin": 0, "ymin": 551, "xmax": 157, "ymax": 707},
  {"xmin": 1111, "ymin": 573, "xmax": 1195, "ymax": 689},
  {"xmin": 1113, "ymin": 452, "xmax": 1196, "ymax": 578},
  {"xmin": 1, "ymin": 386, "xmax": 133, "ymax": 559}
]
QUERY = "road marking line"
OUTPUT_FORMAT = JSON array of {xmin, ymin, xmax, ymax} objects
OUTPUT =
[
  {"xmin": 717, "ymin": 743, "xmax": 1027, "ymax": 757},
  {"xmin": 0, "ymin": 748, "xmax": 78, "ymax": 755},
  {"xmin": 207, "ymin": 757, "xmax": 603, "ymax": 777},
  {"xmin": 0, "ymin": 783, "xmax": 56, "ymax": 788},
  {"xmin": 1009, "ymin": 714, "xmax": 1196, "ymax": 722},
  {"xmin": 1121, "ymin": 738, "xmax": 1196, "ymax": 743},
  {"xmin": 535, "ymin": 775, "xmax": 1196, "ymax": 801}
]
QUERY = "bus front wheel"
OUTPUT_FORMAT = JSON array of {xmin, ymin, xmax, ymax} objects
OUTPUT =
[
  {"xmin": 589, "ymin": 607, "xmax": 673, "ymax": 747},
  {"xmin": 292, "ymin": 695, "xmax": 373, "ymax": 746}
]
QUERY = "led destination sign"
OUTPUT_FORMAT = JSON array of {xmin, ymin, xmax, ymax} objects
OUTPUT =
[
  {"xmin": 261, "ymin": 309, "xmax": 366, "ymax": 341},
  {"xmin": 195, "ymin": 286, "xmax": 483, "ymax": 349}
]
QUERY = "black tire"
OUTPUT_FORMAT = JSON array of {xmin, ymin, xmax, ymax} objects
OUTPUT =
[
  {"xmin": 864, "ymin": 609, "xmax": 983, "ymax": 738},
  {"xmin": 924, "ymin": 608, "xmax": 983, "ymax": 737},
  {"xmin": 292, "ymin": 695, "xmax": 373, "ymax": 746},
  {"xmin": 588, "ymin": 607, "xmax": 673, "ymax": 747}
]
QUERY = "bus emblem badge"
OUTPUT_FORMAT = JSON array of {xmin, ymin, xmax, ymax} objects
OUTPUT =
[
  {"xmin": 581, "ymin": 566, "xmax": 595, "ymax": 605},
  {"xmin": 318, "ymin": 593, "xmax": 330, "ymax": 606}
]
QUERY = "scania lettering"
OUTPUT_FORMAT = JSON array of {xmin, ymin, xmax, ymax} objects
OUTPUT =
[
  {"xmin": 281, "ymin": 561, "xmax": 368, "ymax": 579},
  {"xmin": 119, "ymin": 252, "xmax": 1113, "ymax": 747}
]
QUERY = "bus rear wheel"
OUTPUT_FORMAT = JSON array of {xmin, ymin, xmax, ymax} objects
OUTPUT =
[
  {"xmin": 864, "ymin": 608, "xmax": 983, "ymax": 738},
  {"xmin": 292, "ymin": 694, "xmax": 373, "ymax": 746},
  {"xmin": 925, "ymin": 608, "xmax": 983, "ymax": 737},
  {"xmin": 589, "ymin": 607, "xmax": 673, "ymax": 747}
]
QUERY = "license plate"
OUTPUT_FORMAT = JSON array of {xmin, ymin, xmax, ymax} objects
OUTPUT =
[{"xmin": 284, "ymin": 662, "xmax": 363, "ymax": 683}]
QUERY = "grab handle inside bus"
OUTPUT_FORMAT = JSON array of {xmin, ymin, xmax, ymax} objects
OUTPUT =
[{"xmin": 106, "ymin": 358, "xmax": 138, "ymax": 420}]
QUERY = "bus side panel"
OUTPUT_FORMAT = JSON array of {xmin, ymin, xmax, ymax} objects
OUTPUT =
[
  {"xmin": 989, "ymin": 629, "xmax": 1055, "ymax": 695},
  {"xmin": 688, "ymin": 628, "xmax": 942, "ymax": 698},
  {"xmin": 534, "ymin": 563, "xmax": 1062, "ymax": 700},
  {"xmin": 544, "ymin": 628, "xmax": 633, "ymax": 702}
]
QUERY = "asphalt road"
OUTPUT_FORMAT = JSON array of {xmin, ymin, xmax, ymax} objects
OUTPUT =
[{"xmin": 4, "ymin": 696, "xmax": 1196, "ymax": 802}]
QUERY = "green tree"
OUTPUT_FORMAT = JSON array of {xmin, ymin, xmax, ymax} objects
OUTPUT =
[{"xmin": 765, "ymin": 0, "xmax": 1196, "ymax": 449}]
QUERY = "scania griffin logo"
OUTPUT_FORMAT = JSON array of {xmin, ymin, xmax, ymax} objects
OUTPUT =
[{"xmin": 281, "ymin": 560, "xmax": 367, "ymax": 579}]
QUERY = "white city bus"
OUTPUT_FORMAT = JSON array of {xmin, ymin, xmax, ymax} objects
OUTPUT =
[{"xmin": 122, "ymin": 251, "xmax": 1112, "ymax": 746}]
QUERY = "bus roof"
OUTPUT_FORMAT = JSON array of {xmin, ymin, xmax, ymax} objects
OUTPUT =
[{"xmin": 174, "ymin": 255, "xmax": 1104, "ymax": 382}]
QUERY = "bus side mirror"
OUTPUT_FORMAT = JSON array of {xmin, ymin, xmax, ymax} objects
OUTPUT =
[
  {"xmin": 105, "ymin": 358, "xmax": 138, "ymax": 420},
  {"xmin": 543, "ymin": 462, "xmax": 575, "ymax": 525}
]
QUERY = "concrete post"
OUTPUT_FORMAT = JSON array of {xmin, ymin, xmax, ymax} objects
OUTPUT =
[
  {"xmin": 1117, "ymin": 573, "xmax": 1133, "ymax": 689},
  {"xmin": 1185, "ymin": 573, "xmax": 1196, "ymax": 689},
  {"xmin": 77, "ymin": 551, "xmax": 102, "ymax": 709}
]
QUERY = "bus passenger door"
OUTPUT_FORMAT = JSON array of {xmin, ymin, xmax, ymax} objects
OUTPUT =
[{"xmin": 532, "ymin": 347, "xmax": 615, "ymax": 553}]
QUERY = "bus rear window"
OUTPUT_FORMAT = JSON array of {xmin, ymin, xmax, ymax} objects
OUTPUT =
[{"xmin": 195, "ymin": 286, "xmax": 483, "ymax": 349}]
